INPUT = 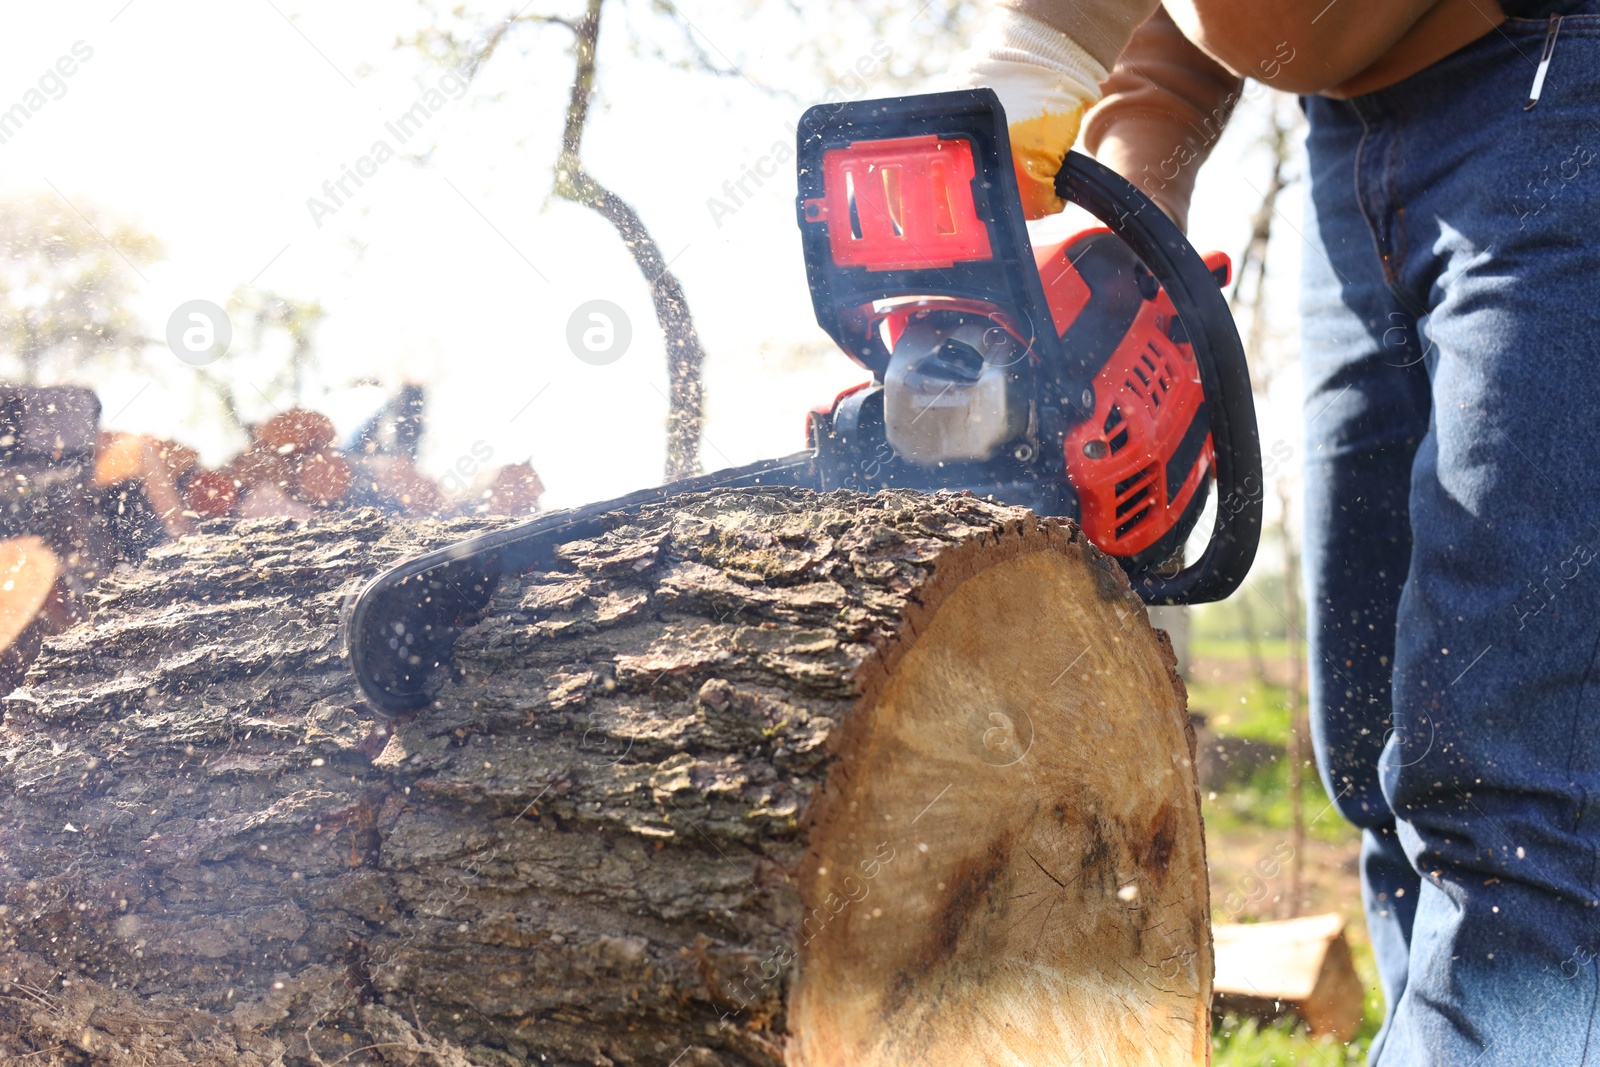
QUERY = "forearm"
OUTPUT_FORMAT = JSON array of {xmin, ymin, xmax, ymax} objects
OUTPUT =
[{"xmin": 1081, "ymin": 6, "xmax": 1243, "ymax": 230}]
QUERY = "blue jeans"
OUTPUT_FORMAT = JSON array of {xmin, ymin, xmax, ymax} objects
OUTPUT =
[{"xmin": 1302, "ymin": 11, "xmax": 1600, "ymax": 1064}]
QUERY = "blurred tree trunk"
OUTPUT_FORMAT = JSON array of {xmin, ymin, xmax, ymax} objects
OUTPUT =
[
  {"xmin": 1281, "ymin": 483, "xmax": 1308, "ymax": 917},
  {"xmin": 1227, "ymin": 101, "xmax": 1291, "ymax": 700},
  {"xmin": 1232, "ymin": 96, "xmax": 1308, "ymax": 915},
  {"xmin": 1237, "ymin": 593, "xmax": 1267, "ymax": 686},
  {"xmin": 555, "ymin": 0, "xmax": 704, "ymax": 480}
]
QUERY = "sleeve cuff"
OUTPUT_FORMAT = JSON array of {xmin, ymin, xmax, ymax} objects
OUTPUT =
[{"xmin": 952, "ymin": 9, "xmax": 1107, "ymax": 121}]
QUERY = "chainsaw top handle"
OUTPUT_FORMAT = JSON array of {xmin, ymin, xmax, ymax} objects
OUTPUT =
[{"xmin": 1053, "ymin": 151, "xmax": 1261, "ymax": 604}]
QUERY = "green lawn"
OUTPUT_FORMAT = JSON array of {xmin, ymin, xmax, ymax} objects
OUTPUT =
[
  {"xmin": 1184, "ymin": 647, "xmax": 1295, "ymax": 744},
  {"xmin": 1201, "ymin": 758, "xmax": 1357, "ymax": 845},
  {"xmin": 1213, "ymin": 1016, "xmax": 1370, "ymax": 1066},
  {"xmin": 1186, "ymin": 608, "xmax": 1355, "ymax": 843}
]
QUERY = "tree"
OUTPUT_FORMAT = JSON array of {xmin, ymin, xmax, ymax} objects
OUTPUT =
[
  {"xmin": 404, "ymin": 0, "xmax": 981, "ymax": 481},
  {"xmin": 166, "ymin": 288, "xmax": 329, "ymax": 442},
  {"xmin": 226, "ymin": 288, "xmax": 327, "ymax": 410},
  {"xmin": 407, "ymin": 1, "xmax": 712, "ymax": 479},
  {"xmin": 1229, "ymin": 92, "xmax": 1311, "ymax": 915},
  {"xmin": 0, "ymin": 194, "xmax": 161, "ymax": 384},
  {"xmin": 550, "ymin": 0, "xmax": 706, "ymax": 479}
]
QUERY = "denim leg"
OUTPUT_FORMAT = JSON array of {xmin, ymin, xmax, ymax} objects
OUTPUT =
[
  {"xmin": 1311, "ymin": 14, "xmax": 1600, "ymax": 1064},
  {"xmin": 1300, "ymin": 93, "xmax": 1432, "ymax": 1054}
]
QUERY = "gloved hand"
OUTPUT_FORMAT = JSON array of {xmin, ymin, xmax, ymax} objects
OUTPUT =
[{"xmin": 952, "ymin": 8, "xmax": 1108, "ymax": 220}]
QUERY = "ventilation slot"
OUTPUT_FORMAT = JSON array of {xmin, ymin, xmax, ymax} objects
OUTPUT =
[
  {"xmin": 1119, "ymin": 342, "xmax": 1185, "ymax": 420},
  {"xmin": 1115, "ymin": 506, "xmax": 1153, "ymax": 541},
  {"xmin": 845, "ymin": 171, "xmax": 863, "ymax": 239},
  {"xmin": 881, "ymin": 166, "xmax": 904, "ymax": 236},
  {"xmin": 1114, "ymin": 465, "xmax": 1154, "ymax": 502},
  {"xmin": 930, "ymin": 161, "xmax": 958, "ymax": 235},
  {"xmin": 1113, "ymin": 464, "xmax": 1157, "ymax": 540},
  {"xmin": 1116, "ymin": 483, "xmax": 1151, "ymax": 519},
  {"xmin": 1103, "ymin": 406, "xmax": 1129, "ymax": 454}
]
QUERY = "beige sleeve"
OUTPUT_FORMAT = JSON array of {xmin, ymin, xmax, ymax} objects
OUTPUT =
[{"xmin": 1079, "ymin": 6, "xmax": 1244, "ymax": 230}]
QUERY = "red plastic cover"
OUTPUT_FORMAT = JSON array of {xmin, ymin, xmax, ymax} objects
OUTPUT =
[{"xmin": 801, "ymin": 135, "xmax": 994, "ymax": 272}]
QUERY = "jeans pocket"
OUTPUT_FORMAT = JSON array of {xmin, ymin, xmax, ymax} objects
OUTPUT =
[
  {"xmin": 1498, "ymin": 8, "xmax": 1600, "ymax": 152},
  {"xmin": 1504, "ymin": 1, "xmax": 1600, "ymax": 34}
]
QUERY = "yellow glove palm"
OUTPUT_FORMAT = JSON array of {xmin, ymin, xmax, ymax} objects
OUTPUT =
[{"xmin": 1008, "ymin": 106, "xmax": 1092, "ymax": 219}]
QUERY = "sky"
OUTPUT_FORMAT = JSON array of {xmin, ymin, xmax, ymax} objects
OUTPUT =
[{"xmin": 0, "ymin": 0, "xmax": 1308, "ymax": 520}]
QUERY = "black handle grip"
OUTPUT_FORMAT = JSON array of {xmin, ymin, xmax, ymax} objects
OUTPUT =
[{"xmin": 1054, "ymin": 153, "xmax": 1262, "ymax": 604}]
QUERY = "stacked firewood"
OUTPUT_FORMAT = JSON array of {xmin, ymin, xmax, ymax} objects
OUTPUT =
[
  {"xmin": 95, "ymin": 407, "xmax": 545, "ymax": 539},
  {"xmin": 0, "ymin": 390, "xmax": 544, "ymax": 691}
]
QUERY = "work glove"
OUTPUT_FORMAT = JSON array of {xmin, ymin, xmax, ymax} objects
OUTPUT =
[{"xmin": 952, "ymin": 8, "xmax": 1108, "ymax": 220}]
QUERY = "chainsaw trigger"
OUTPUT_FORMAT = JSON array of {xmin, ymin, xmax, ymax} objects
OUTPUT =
[{"xmin": 1201, "ymin": 251, "xmax": 1232, "ymax": 289}]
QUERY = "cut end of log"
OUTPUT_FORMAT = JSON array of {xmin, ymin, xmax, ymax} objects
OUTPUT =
[
  {"xmin": 0, "ymin": 536, "xmax": 70, "ymax": 697},
  {"xmin": 790, "ymin": 518, "xmax": 1209, "ymax": 1067}
]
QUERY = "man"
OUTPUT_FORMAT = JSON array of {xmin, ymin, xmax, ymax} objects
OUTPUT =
[{"xmin": 957, "ymin": 1, "xmax": 1600, "ymax": 1062}]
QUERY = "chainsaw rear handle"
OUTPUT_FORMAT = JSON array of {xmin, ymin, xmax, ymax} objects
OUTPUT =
[{"xmin": 1054, "ymin": 152, "xmax": 1261, "ymax": 604}]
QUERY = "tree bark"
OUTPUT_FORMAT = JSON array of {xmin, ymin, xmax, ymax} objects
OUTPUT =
[{"xmin": 0, "ymin": 489, "xmax": 1209, "ymax": 1066}]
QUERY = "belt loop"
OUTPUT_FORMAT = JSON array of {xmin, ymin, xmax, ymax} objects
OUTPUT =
[{"xmin": 1526, "ymin": 13, "xmax": 1563, "ymax": 110}]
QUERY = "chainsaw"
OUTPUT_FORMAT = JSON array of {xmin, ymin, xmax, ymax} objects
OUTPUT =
[{"xmin": 343, "ymin": 89, "xmax": 1262, "ymax": 715}]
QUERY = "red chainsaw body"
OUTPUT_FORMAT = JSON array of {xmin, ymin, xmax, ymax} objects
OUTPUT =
[
  {"xmin": 801, "ymin": 128, "xmax": 1232, "ymax": 567},
  {"xmin": 1036, "ymin": 233, "xmax": 1230, "ymax": 558}
]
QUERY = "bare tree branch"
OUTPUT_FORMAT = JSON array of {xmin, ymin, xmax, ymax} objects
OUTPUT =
[
  {"xmin": 1229, "ymin": 96, "xmax": 1295, "ymax": 395},
  {"xmin": 403, "ymin": 1, "xmax": 708, "ymax": 477},
  {"xmin": 647, "ymin": 0, "xmax": 767, "ymax": 86},
  {"xmin": 523, "ymin": 12, "xmax": 581, "ymax": 32},
  {"xmin": 554, "ymin": 0, "xmax": 704, "ymax": 477},
  {"xmin": 402, "ymin": 0, "xmax": 986, "ymax": 477}
]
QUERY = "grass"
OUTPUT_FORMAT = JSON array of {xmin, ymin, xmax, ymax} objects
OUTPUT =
[
  {"xmin": 1201, "ymin": 757, "xmax": 1357, "ymax": 845},
  {"xmin": 1186, "ymin": 611, "xmax": 1355, "ymax": 843},
  {"xmin": 1213, "ymin": 1016, "xmax": 1369, "ymax": 1066},
  {"xmin": 1184, "ymin": 638, "xmax": 1295, "ymax": 744}
]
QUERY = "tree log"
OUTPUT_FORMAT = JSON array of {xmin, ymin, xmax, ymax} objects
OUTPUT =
[{"xmin": 0, "ymin": 489, "xmax": 1209, "ymax": 1066}]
